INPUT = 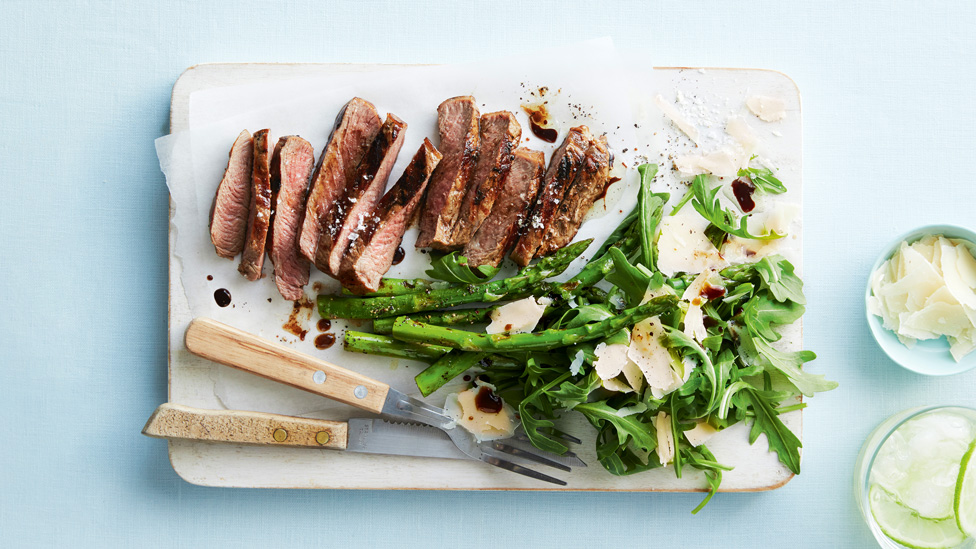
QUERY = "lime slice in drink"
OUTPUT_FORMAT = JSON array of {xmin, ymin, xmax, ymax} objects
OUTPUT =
[
  {"xmin": 870, "ymin": 485, "xmax": 967, "ymax": 549},
  {"xmin": 872, "ymin": 412, "xmax": 974, "ymax": 520},
  {"xmin": 955, "ymin": 440, "xmax": 976, "ymax": 537}
]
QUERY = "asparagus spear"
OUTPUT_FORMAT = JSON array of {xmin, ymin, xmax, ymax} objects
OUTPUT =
[
  {"xmin": 317, "ymin": 239, "xmax": 592, "ymax": 320},
  {"xmin": 342, "ymin": 331, "xmax": 451, "ymax": 362},
  {"xmin": 372, "ymin": 307, "xmax": 494, "ymax": 335},
  {"xmin": 391, "ymin": 295, "xmax": 678, "ymax": 352},
  {"xmin": 415, "ymin": 351, "xmax": 488, "ymax": 397},
  {"xmin": 341, "ymin": 278, "xmax": 451, "ymax": 297}
]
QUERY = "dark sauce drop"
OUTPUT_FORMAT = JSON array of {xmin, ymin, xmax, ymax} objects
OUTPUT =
[
  {"xmin": 701, "ymin": 284, "xmax": 727, "ymax": 301},
  {"xmin": 731, "ymin": 177, "xmax": 757, "ymax": 213},
  {"xmin": 317, "ymin": 319, "xmax": 332, "ymax": 332},
  {"xmin": 474, "ymin": 386, "xmax": 504, "ymax": 414},
  {"xmin": 392, "ymin": 246, "xmax": 406, "ymax": 265},
  {"xmin": 530, "ymin": 122, "xmax": 558, "ymax": 143},
  {"xmin": 521, "ymin": 103, "xmax": 558, "ymax": 143},
  {"xmin": 595, "ymin": 176, "xmax": 622, "ymax": 201},
  {"xmin": 702, "ymin": 316, "xmax": 719, "ymax": 329},
  {"xmin": 463, "ymin": 375, "xmax": 472, "ymax": 382},
  {"xmin": 206, "ymin": 275, "xmax": 213, "ymax": 281},
  {"xmin": 314, "ymin": 333, "xmax": 336, "ymax": 350},
  {"xmin": 214, "ymin": 288, "xmax": 232, "ymax": 307}
]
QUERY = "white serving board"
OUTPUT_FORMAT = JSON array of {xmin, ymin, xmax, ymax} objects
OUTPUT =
[{"xmin": 166, "ymin": 63, "xmax": 803, "ymax": 491}]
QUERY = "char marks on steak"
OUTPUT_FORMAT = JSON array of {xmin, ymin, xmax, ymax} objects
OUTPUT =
[
  {"xmin": 339, "ymin": 139, "xmax": 442, "ymax": 293},
  {"xmin": 448, "ymin": 111, "xmax": 521, "ymax": 247},
  {"xmin": 463, "ymin": 148, "xmax": 544, "ymax": 268},
  {"xmin": 298, "ymin": 98, "xmax": 382, "ymax": 262},
  {"xmin": 268, "ymin": 136, "xmax": 315, "ymax": 301},
  {"xmin": 416, "ymin": 96, "xmax": 480, "ymax": 250},
  {"xmin": 209, "ymin": 130, "xmax": 254, "ymax": 259},
  {"xmin": 314, "ymin": 113, "xmax": 407, "ymax": 275},
  {"xmin": 238, "ymin": 129, "xmax": 273, "ymax": 280},
  {"xmin": 537, "ymin": 135, "xmax": 611, "ymax": 256},
  {"xmin": 509, "ymin": 126, "xmax": 592, "ymax": 267}
]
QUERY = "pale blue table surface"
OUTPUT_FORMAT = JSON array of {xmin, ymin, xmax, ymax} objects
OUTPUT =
[{"xmin": 3, "ymin": 1, "xmax": 976, "ymax": 547}]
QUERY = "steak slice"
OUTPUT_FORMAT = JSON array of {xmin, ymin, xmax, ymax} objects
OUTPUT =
[
  {"xmin": 298, "ymin": 98, "xmax": 382, "ymax": 262},
  {"xmin": 209, "ymin": 130, "xmax": 254, "ymax": 259},
  {"xmin": 238, "ymin": 129, "xmax": 273, "ymax": 280},
  {"xmin": 416, "ymin": 96, "xmax": 480, "ymax": 250},
  {"xmin": 268, "ymin": 136, "xmax": 315, "ymax": 301},
  {"xmin": 339, "ymin": 139, "xmax": 442, "ymax": 294},
  {"xmin": 448, "ymin": 111, "xmax": 522, "ymax": 247},
  {"xmin": 314, "ymin": 113, "xmax": 407, "ymax": 275},
  {"xmin": 537, "ymin": 135, "xmax": 611, "ymax": 256},
  {"xmin": 463, "ymin": 148, "xmax": 544, "ymax": 268},
  {"xmin": 509, "ymin": 126, "xmax": 592, "ymax": 266}
]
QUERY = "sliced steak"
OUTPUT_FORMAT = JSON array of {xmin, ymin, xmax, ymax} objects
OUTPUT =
[
  {"xmin": 314, "ymin": 113, "xmax": 407, "ymax": 275},
  {"xmin": 463, "ymin": 148, "xmax": 544, "ymax": 268},
  {"xmin": 416, "ymin": 96, "xmax": 480, "ymax": 250},
  {"xmin": 448, "ymin": 111, "xmax": 521, "ymax": 247},
  {"xmin": 209, "ymin": 130, "xmax": 254, "ymax": 259},
  {"xmin": 298, "ymin": 98, "xmax": 382, "ymax": 262},
  {"xmin": 537, "ymin": 135, "xmax": 611, "ymax": 256},
  {"xmin": 339, "ymin": 139, "xmax": 442, "ymax": 294},
  {"xmin": 509, "ymin": 126, "xmax": 592, "ymax": 266},
  {"xmin": 238, "ymin": 129, "xmax": 273, "ymax": 280},
  {"xmin": 268, "ymin": 136, "xmax": 315, "ymax": 301}
]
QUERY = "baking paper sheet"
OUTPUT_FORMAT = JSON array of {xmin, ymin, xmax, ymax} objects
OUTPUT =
[{"xmin": 157, "ymin": 38, "xmax": 646, "ymax": 419}]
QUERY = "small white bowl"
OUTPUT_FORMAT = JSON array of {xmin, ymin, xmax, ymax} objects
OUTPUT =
[{"xmin": 864, "ymin": 224, "xmax": 976, "ymax": 376}]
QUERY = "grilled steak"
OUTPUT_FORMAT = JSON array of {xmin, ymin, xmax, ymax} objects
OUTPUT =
[
  {"xmin": 268, "ymin": 136, "xmax": 315, "ymax": 301},
  {"xmin": 537, "ymin": 135, "xmax": 611, "ymax": 256},
  {"xmin": 314, "ymin": 114, "xmax": 407, "ymax": 275},
  {"xmin": 339, "ymin": 139, "xmax": 442, "ymax": 294},
  {"xmin": 416, "ymin": 96, "xmax": 480, "ymax": 250},
  {"xmin": 209, "ymin": 130, "xmax": 254, "ymax": 259},
  {"xmin": 448, "ymin": 111, "xmax": 521, "ymax": 247},
  {"xmin": 298, "ymin": 98, "xmax": 382, "ymax": 262},
  {"xmin": 238, "ymin": 129, "xmax": 273, "ymax": 280},
  {"xmin": 463, "ymin": 148, "xmax": 544, "ymax": 268},
  {"xmin": 509, "ymin": 126, "xmax": 592, "ymax": 266}
]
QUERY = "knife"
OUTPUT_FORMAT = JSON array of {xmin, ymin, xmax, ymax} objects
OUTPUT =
[
  {"xmin": 143, "ymin": 403, "xmax": 584, "ymax": 467},
  {"xmin": 142, "ymin": 403, "xmax": 469, "ymax": 459}
]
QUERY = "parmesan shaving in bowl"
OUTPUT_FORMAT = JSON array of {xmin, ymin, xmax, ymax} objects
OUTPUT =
[{"xmin": 868, "ymin": 235, "xmax": 976, "ymax": 362}]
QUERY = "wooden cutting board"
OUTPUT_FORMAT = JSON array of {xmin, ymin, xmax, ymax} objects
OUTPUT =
[{"xmin": 165, "ymin": 63, "xmax": 803, "ymax": 491}]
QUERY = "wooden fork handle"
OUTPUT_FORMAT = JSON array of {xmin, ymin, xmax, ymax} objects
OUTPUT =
[{"xmin": 184, "ymin": 317, "xmax": 390, "ymax": 414}]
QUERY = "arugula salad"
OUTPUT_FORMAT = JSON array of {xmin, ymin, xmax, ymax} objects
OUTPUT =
[{"xmin": 318, "ymin": 162, "xmax": 837, "ymax": 511}]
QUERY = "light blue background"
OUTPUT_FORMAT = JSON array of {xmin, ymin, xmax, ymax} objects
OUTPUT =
[{"xmin": 3, "ymin": 1, "xmax": 975, "ymax": 547}]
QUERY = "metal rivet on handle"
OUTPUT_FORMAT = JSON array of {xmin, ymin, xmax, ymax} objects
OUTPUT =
[
  {"xmin": 315, "ymin": 432, "xmax": 330, "ymax": 445},
  {"xmin": 312, "ymin": 370, "xmax": 327, "ymax": 384},
  {"xmin": 273, "ymin": 428, "xmax": 288, "ymax": 442},
  {"xmin": 354, "ymin": 385, "xmax": 368, "ymax": 399}
]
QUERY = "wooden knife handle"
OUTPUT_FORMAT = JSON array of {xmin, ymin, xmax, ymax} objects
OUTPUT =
[
  {"xmin": 184, "ymin": 317, "xmax": 390, "ymax": 414},
  {"xmin": 141, "ymin": 403, "xmax": 348, "ymax": 449}
]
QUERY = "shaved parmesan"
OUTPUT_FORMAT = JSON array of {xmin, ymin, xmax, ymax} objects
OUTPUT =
[
  {"xmin": 628, "ymin": 317, "xmax": 676, "ymax": 390},
  {"xmin": 869, "ymin": 235, "xmax": 976, "ymax": 361},
  {"xmin": 674, "ymin": 148, "xmax": 743, "ymax": 178},
  {"xmin": 683, "ymin": 303, "xmax": 708, "ymax": 342},
  {"xmin": 656, "ymin": 412, "xmax": 675, "ymax": 465},
  {"xmin": 684, "ymin": 421, "xmax": 720, "ymax": 447},
  {"xmin": 593, "ymin": 342, "xmax": 628, "ymax": 380},
  {"xmin": 445, "ymin": 387, "xmax": 517, "ymax": 442},
  {"xmin": 746, "ymin": 95, "xmax": 786, "ymax": 122},
  {"xmin": 656, "ymin": 214, "xmax": 729, "ymax": 276},
  {"xmin": 655, "ymin": 94, "xmax": 700, "ymax": 144},
  {"xmin": 726, "ymin": 116, "xmax": 759, "ymax": 155},
  {"xmin": 486, "ymin": 297, "xmax": 547, "ymax": 334}
]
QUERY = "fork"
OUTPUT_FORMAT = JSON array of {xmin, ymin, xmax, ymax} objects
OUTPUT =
[{"xmin": 184, "ymin": 318, "xmax": 584, "ymax": 485}]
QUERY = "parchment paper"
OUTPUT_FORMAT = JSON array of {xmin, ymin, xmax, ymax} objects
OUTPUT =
[{"xmin": 156, "ymin": 39, "xmax": 647, "ymax": 418}]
